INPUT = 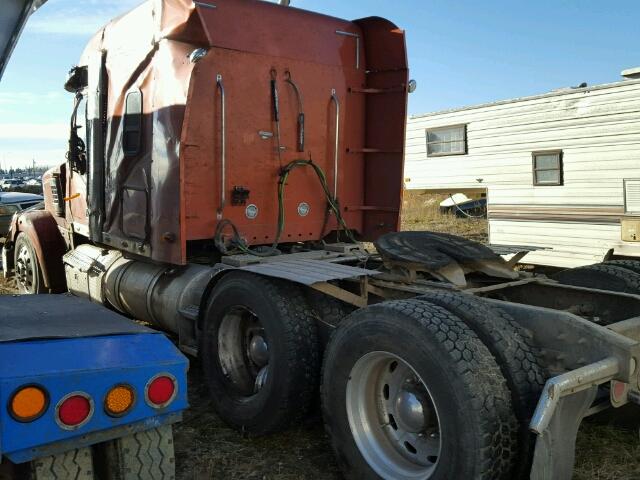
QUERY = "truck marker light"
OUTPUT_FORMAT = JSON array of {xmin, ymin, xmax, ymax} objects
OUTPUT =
[
  {"xmin": 9, "ymin": 385, "xmax": 48, "ymax": 422},
  {"xmin": 105, "ymin": 384, "xmax": 135, "ymax": 416},
  {"xmin": 56, "ymin": 392, "xmax": 93, "ymax": 429},
  {"xmin": 145, "ymin": 373, "xmax": 177, "ymax": 408}
]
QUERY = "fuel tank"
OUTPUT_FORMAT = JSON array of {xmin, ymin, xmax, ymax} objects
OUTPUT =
[{"xmin": 63, "ymin": 244, "xmax": 213, "ymax": 333}]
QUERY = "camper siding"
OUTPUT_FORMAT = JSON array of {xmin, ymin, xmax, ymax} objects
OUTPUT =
[{"xmin": 405, "ymin": 79, "xmax": 640, "ymax": 268}]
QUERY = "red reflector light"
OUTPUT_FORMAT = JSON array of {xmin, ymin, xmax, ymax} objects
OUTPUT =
[
  {"xmin": 146, "ymin": 374, "xmax": 176, "ymax": 407},
  {"xmin": 56, "ymin": 393, "xmax": 93, "ymax": 429}
]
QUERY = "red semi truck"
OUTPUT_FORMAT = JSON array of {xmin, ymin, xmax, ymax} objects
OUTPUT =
[{"xmin": 5, "ymin": 1, "xmax": 640, "ymax": 479}]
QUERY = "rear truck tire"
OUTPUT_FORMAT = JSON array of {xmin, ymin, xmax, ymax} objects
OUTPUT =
[
  {"xmin": 14, "ymin": 233, "xmax": 46, "ymax": 294},
  {"xmin": 29, "ymin": 447, "xmax": 94, "ymax": 479},
  {"xmin": 553, "ymin": 263, "xmax": 640, "ymax": 294},
  {"xmin": 603, "ymin": 259, "xmax": 640, "ymax": 276},
  {"xmin": 201, "ymin": 271, "xmax": 320, "ymax": 434},
  {"xmin": 321, "ymin": 299, "xmax": 518, "ymax": 480},
  {"xmin": 93, "ymin": 425, "xmax": 175, "ymax": 480},
  {"xmin": 306, "ymin": 289, "xmax": 355, "ymax": 345},
  {"xmin": 415, "ymin": 291, "xmax": 546, "ymax": 479}
]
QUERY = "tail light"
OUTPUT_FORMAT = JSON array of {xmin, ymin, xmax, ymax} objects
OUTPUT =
[
  {"xmin": 104, "ymin": 384, "xmax": 135, "ymax": 417},
  {"xmin": 9, "ymin": 385, "xmax": 48, "ymax": 422},
  {"xmin": 145, "ymin": 373, "xmax": 177, "ymax": 408},
  {"xmin": 56, "ymin": 392, "xmax": 93, "ymax": 429}
]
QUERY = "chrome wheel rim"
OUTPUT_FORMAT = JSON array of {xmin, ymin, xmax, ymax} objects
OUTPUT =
[
  {"xmin": 217, "ymin": 306, "xmax": 269, "ymax": 398},
  {"xmin": 15, "ymin": 244, "xmax": 34, "ymax": 292},
  {"xmin": 346, "ymin": 351, "xmax": 441, "ymax": 480}
]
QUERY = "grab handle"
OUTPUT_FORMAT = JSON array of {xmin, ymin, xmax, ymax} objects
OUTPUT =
[
  {"xmin": 330, "ymin": 88, "xmax": 340, "ymax": 199},
  {"xmin": 216, "ymin": 74, "xmax": 226, "ymax": 218}
]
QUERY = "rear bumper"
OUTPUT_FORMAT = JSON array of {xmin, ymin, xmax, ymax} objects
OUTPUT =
[
  {"xmin": 5, "ymin": 411, "xmax": 182, "ymax": 464},
  {"xmin": 0, "ymin": 330, "xmax": 189, "ymax": 463},
  {"xmin": 482, "ymin": 287, "xmax": 640, "ymax": 480}
]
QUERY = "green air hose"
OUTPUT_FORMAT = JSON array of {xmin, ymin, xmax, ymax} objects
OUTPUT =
[{"xmin": 215, "ymin": 158, "xmax": 356, "ymax": 257}]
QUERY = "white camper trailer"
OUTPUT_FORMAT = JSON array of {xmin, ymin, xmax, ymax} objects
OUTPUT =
[{"xmin": 405, "ymin": 68, "xmax": 640, "ymax": 268}]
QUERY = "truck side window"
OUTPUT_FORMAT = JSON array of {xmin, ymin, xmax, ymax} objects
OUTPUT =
[
  {"xmin": 68, "ymin": 94, "xmax": 88, "ymax": 175},
  {"xmin": 123, "ymin": 90, "xmax": 143, "ymax": 156}
]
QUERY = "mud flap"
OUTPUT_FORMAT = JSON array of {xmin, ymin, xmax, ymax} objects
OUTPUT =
[{"xmin": 530, "ymin": 386, "xmax": 597, "ymax": 480}]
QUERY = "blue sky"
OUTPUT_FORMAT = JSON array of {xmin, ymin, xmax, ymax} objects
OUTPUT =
[{"xmin": 1, "ymin": 0, "xmax": 639, "ymax": 168}]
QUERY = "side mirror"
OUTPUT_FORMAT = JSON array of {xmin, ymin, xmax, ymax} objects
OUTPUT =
[{"xmin": 64, "ymin": 66, "xmax": 88, "ymax": 93}]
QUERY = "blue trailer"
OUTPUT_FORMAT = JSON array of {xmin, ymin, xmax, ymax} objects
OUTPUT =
[{"xmin": 0, "ymin": 294, "xmax": 188, "ymax": 479}]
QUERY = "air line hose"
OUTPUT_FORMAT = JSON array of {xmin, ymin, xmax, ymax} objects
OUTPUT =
[{"xmin": 215, "ymin": 158, "xmax": 355, "ymax": 257}]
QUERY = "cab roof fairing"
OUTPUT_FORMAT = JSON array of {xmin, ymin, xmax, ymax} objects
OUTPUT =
[{"xmin": 77, "ymin": 0, "xmax": 203, "ymax": 264}]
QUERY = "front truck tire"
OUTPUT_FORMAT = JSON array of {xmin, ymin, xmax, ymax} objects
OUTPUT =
[
  {"xmin": 322, "ymin": 299, "xmax": 518, "ymax": 480},
  {"xmin": 13, "ymin": 233, "xmax": 46, "ymax": 294},
  {"xmin": 93, "ymin": 425, "xmax": 175, "ymax": 480},
  {"xmin": 201, "ymin": 271, "xmax": 319, "ymax": 434}
]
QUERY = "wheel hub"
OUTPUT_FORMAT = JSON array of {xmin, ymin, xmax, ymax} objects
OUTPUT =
[
  {"xmin": 254, "ymin": 366, "xmax": 268, "ymax": 392},
  {"xmin": 394, "ymin": 388, "xmax": 428, "ymax": 433},
  {"xmin": 15, "ymin": 245, "xmax": 33, "ymax": 290},
  {"xmin": 217, "ymin": 306, "xmax": 270, "ymax": 398},
  {"xmin": 248, "ymin": 335, "xmax": 269, "ymax": 367}
]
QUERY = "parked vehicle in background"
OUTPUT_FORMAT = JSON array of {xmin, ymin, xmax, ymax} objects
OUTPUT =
[
  {"xmin": 439, "ymin": 193, "xmax": 487, "ymax": 218},
  {"xmin": 0, "ymin": 179, "xmax": 25, "ymax": 190},
  {"xmin": 0, "ymin": 192, "xmax": 43, "ymax": 238},
  {"xmin": 24, "ymin": 179, "xmax": 41, "ymax": 187}
]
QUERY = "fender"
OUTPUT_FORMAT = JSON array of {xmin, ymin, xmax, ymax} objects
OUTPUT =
[
  {"xmin": 196, "ymin": 266, "xmax": 234, "ymax": 332},
  {"xmin": 7, "ymin": 210, "xmax": 68, "ymax": 292}
]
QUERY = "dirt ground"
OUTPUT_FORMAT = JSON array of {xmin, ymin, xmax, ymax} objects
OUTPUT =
[{"xmin": 2, "ymin": 191, "xmax": 640, "ymax": 479}]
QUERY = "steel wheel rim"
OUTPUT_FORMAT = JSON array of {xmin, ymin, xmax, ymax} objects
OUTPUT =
[
  {"xmin": 217, "ymin": 305, "xmax": 269, "ymax": 398},
  {"xmin": 15, "ymin": 244, "xmax": 34, "ymax": 292},
  {"xmin": 346, "ymin": 351, "xmax": 441, "ymax": 480}
]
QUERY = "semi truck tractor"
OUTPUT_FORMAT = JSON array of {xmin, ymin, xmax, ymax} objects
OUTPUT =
[{"xmin": 5, "ymin": 0, "xmax": 640, "ymax": 478}]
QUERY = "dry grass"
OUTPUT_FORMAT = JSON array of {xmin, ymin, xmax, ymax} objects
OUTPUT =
[
  {"xmin": 1, "ymin": 193, "xmax": 639, "ymax": 479},
  {"xmin": 574, "ymin": 418, "xmax": 640, "ymax": 480},
  {"xmin": 0, "ymin": 277, "xmax": 17, "ymax": 295},
  {"xmin": 401, "ymin": 190, "xmax": 488, "ymax": 242},
  {"xmin": 174, "ymin": 367, "xmax": 340, "ymax": 480}
]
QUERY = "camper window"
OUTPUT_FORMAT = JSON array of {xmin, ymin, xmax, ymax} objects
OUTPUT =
[
  {"xmin": 532, "ymin": 151, "xmax": 563, "ymax": 186},
  {"xmin": 426, "ymin": 125, "xmax": 467, "ymax": 156}
]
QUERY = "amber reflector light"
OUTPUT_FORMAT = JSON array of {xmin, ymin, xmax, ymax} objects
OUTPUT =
[
  {"xmin": 10, "ymin": 386, "xmax": 48, "ymax": 422},
  {"xmin": 105, "ymin": 385, "xmax": 135, "ymax": 416}
]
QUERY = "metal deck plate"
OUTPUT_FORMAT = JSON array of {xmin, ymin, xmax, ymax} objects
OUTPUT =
[
  {"xmin": 239, "ymin": 258, "xmax": 380, "ymax": 285},
  {"xmin": 488, "ymin": 244, "xmax": 547, "ymax": 255},
  {"xmin": 0, "ymin": 293, "xmax": 153, "ymax": 342}
]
